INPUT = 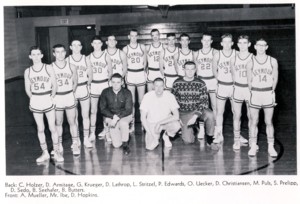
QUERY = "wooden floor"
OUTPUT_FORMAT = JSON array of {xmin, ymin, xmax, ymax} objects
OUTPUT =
[{"xmin": 5, "ymin": 79, "xmax": 297, "ymax": 175}]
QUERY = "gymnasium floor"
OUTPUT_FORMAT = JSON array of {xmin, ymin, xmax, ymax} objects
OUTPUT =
[{"xmin": 5, "ymin": 79, "xmax": 297, "ymax": 175}]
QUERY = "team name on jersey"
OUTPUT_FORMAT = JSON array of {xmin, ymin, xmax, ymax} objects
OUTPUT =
[
  {"xmin": 252, "ymin": 68, "xmax": 272, "ymax": 77},
  {"xmin": 55, "ymin": 72, "xmax": 72, "ymax": 80},
  {"xmin": 234, "ymin": 64, "xmax": 246, "ymax": 71},
  {"xmin": 30, "ymin": 76, "xmax": 50, "ymax": 84},
  {"xmin": 178, "ymin": 59, "xmax": 190, "ymax": 66},
  {"xmin": 148, "ymin": 50, "xmax": 161, "ymax": 57},
  {"xmin": 92, "ymin": 61, "xmax": 106, "ymax": 68},
  {"xmin": 164, "ymin": 55, "xmax": 174, "ymax": 62},
  {"xmin": 127, "ymin": 52, "xmax": 143, "ymax": 58},
  {"xmin": 197, "ymin": 57, "xmax": 213, "ymax": 64},
  {"xmin": 75, "ymin": 65, "xmax": 87, "ymax": 72},
  {"xmin": 218, "ymin": 61, "xmax": 230, "ymax": 70},
  {"xmin": 111, "ymin": 58, "xmax": 122, "ymax": 65}
]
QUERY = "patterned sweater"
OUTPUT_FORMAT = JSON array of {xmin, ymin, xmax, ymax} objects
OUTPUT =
[{"xmin": 171, "ymin": 76, "xmax": 209, "ymax": 116}]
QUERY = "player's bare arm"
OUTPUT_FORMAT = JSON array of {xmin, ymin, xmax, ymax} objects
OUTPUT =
[
  {"xmin": 141, "ymin": 44, "xmax": 147, "ymax": 69},
  {"xmin": 159, "ymin": 49, "xmax": 165, "ymax": 76},
  {"xmin": 120, "ymin": 50, "xmax": 128, "ymax": 77},
  {"xmin": 174, "ymin": 52, "xmax": 179, "ymax": 74},
  {"xmin": 246, "ymin": 59, "xmax": 253, "ymax": 90},
  {"xmin": 86, "ymin": 56, "xmax": 93, "ymax": 86},
  {"xmin": 212, "ymin": 51, "xmax": 220, "ymax": 79},
  {"xmin": 106, "ymin": 54, "xmax": 113, "ymax": 79},
  {"xmin": 46, "ymin": 64, "xmax": 57, "ymax": 97},
  {"xmin": 271, "ymin": 57, "xmax": 279, "ymax": 91},
  {"xmin": 24, "ymin": 68, "xmax": 32, "ymax": 98},
  {"xmin": 70, "ymin": 63, "xmax": 78, "ymax": 92},
  {"xmin": 230, "ymin": 56, "xmax": 236, "ymax": 82}
]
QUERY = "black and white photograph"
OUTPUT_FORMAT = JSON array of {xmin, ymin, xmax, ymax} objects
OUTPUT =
[{"xmin": 2, "ymin": 1, "xmax": 299, "ymax": 203}]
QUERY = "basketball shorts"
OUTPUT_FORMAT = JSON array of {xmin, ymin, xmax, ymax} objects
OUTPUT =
[
  {"xmin": 146, "ymin": 67, "xmax": 163, "ymax": 83},
  {"xmin": 216, "ymin": 82, "xmax": 233, "ymax": 100},
  {"xmin": 249, "ymin": 88, "xmax": 276, "ymax": 109},
  {"xmin": 75, "ymin": 82, "xmax": 90, "ymax": 101},
  {"xmin": 125, "ymin": 68, "xmax": 146, "ymax": 86},
  {"xmin": 201, "ymin": 77, "xmax": 217, "ymax": 93},
  {"xmin": 29, "ymin": 92, "xmax": 55, "ymax": 113},
  {"xmin": 233, "ymin": 84, "xmax": 250, "ymax": 103},
  {"xmin": 164, "ymin": 73, "xmax": 178, "ymax": 90},
  {"xmin": 54, "ymin": 90, "xmax": 76, "ymax": 111},
  {"xmin": 91, "ymin": 79, "xmax": 109, "ymax": 98}
]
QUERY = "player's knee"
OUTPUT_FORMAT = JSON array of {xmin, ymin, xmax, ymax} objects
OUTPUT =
[
  {"xmin": 264, "ymin": 118, "xmax": 273, "ymax": 126},
  {"xmin": 56, "ymin": 119, "xmax": 63, "ymax": 126},
  {"xmin": 48, "ymin": 124, "xmax": 57, "ymax": 134},
  {"xmin": 168, "ymin": 121, "xmax": 181, "ymax": 135},
  {"xmin": 90, "ymin": 107, "xmax": 97, "ymax": 115},
  {"xmin": 37, "ymin": 125, "xmax": 45, "ymax": 133}
]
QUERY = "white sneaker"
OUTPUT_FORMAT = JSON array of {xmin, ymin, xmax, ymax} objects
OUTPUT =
[
  {"xmin": 233, "ymin": 141, "xmax": 241, "ymax": 150},
  {"xmin": 163, "ymin": 133, "xmax": 172, "ymax": 148},
  {"xmin": 84, "ymin": 138, "xmax": 93, "ymax": 148},
  {"xmin": 89, "ymin": 133, "xmax": 96, "ymax": 142},
  {"xmin": 98, "ymin": 129, "xmax": 107, "ymax": 139},
  {"xmin": 106, "ymin": 133, "xmax": 112, "ymax": 144},
  {"xmin": 268, "ymin": 144, "xmax": 278, "ymax": 157},
  {"xmin": 51, "ymin": 143, "xmax": 63, "ymax": 156},
  {"xmin": 248, "ymin": 143, "xmax": 258, "ymax": 156},
  {"xmin": 53, "ymin": 150, "xmax": 64, "ymax": 162},
  {"xmin": 213, "ymin": 132, "xmax": 224, "ymax": 144},
  {"xmin": 71, "ymin": 138, "xmax": 81, "ymax": 149},
  {"xmin": 72, "ymin": 142, "xmax": 81, "ymax": 156},
  {"xmin": 36, "ymin": 151, "xmax": 50, "ymax": 163},
  {"xmin": 249, "ymin": 142, "xmax": 259, "ymax": 150},
  {"xmin": 239, "ymin": 135, "xmax": 248, "ymax": 144},
  {"xmin": 197, "ymin": 127, "xmax": 205, "ymax": 140}
]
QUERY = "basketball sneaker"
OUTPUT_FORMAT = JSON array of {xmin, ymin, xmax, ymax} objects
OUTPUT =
[
  {"xmin": 248, "ymin": 143, "xmax": 259, "ymax": 157},
  {"xmin": 72, "ymin": 142, "xmax": 81, "ymax": 156},
  {"xmin": 239, "ymin": 135, "xmax": 248, "ymax": 144},
  {"xmin": 36, "ymin": 151, "xmax": 50, "ymax": 163},
  {"xmin": 233, "ymin": 140, "xmax": 241, "ymax": 150},
  {"xmin": 197, "ymin": 126, "xmax": 205, "ymax": 140},
  {"xmin": 268, "ymin": 144, "xmax": 278, "ymax": 157},
  {"xmin": 163, "ymin": 132, "xmax": 172, "ymax": 148},
  {"xmin": 84, "ymin": 138, "xmax": 93, "ymax": 148},
  {"xmin": 53, "ymin": 150, "xmax": 64, "ymax": 162}
]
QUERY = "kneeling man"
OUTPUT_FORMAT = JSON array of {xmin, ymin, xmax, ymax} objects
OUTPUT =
[{"xmin": 140, "ymin": 77, "xmax": 181, "ymax": 150}]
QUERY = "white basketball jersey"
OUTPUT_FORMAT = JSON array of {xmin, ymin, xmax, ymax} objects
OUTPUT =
[
  {"xmin": 68, "ymin": 55, "xmax": 88, "ymax": 84},
  {"xmin": 163, "ymin": 47, "xmax": 178, "ymax": 75},
  {"xmin": 252, "ymin": 55, "xmax": 273, "ymax": 89},
  {"xmin": 126, "ymin": 43, "xmax": 144, "ymax": 69},
  {"xmin": 52, "ymin": 61, "xmax": 73, "ymax": 93},
  {"xmin": 177, "ymin": 49, "xmax": 193, "ymax": 76},
  {"xmin": 89, "ymin": 52, "xmax": 109, "ymax": 81},
  {"xmin": 28, "ymin": 64, "xmax": 52, "ymax": 94},
  {"xmin": 147, "ymin": 43, "xmax": 163, "ymax": 68},
  {"xmin": 196, "ymin": 48, "xmax": 215, "ymax": 78},
  {"xmin": 106, "ymin": 49, "xmax": 123, "ymax": 75},
  {"xmin": 217, "ymin": 50, "xmax": 236, "ymax": 83},
  {"xmin": 233, "ymin": 53, "xmax": 253, "ymax": 85}
]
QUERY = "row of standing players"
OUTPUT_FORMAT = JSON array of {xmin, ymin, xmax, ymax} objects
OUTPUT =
[{"xmin": 24, "ymin": 29, "xmax": 278, "ymax": 163}]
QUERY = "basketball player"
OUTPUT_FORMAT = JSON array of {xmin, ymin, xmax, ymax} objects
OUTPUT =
[
  {"xmin": 247, "ymin": 38, "xmax": 278, "ymax": 157},
  {"xmin": 159, "ymin": 33, "xmax": 179, "ymax": 90},
  {"xmin": 230, "ymin": 35, "xmax": 253, "ymax": 150},
  {"xmin": 68, "ymin": 39, "xmax": 93, "ymax": 148},
  {"xmin": 174, "ymin": 33, "xmax": 194, "ymax": 77},
  {"xmin": 212, "ymin": 33, "xmax": 248, "ymax": 144},
  {"xmin": 123, "ymin": 29, "xmax": 147, "ymax": 132},
  {"xmin": 145, "ymin": 29, "xmax": 164, "ymax": 91},
  {"xmin": 88, "ymin": 36, "xmax": 112, "ymax": 142},
  {"xmin": 140, "ymin": 77, "xmax": 181, "ymax": 150},
  {"xmin": 105, "ymin": 35, "xmax": 127, "ymax": 77},
  {"xmin": 24, "ymin": 46, "xmax": 63, "ymax": 162},
  {"xmin": 194, "ymin": 33, "xmax": 218, "ymax": 140},
  {"xmin": 52, "ymin": 44, "xmax": 80, "ymax": 156},
  {"xmin": 100, "ymin": 73, "xmax": 133, "ymax": 155}
]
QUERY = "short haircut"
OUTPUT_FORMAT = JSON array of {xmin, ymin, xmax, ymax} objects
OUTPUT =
[
  {"xmin": 111, "ymin": 73, "xmax": 123, "ymax": 80},
  {"xmin": 153, "ymin": 77, "xmax": 164, "ymax": 84},
  {"xmin": 29, "ymin": 46, "xmax": 43, "ymax": 55},
  {"xmin": 130, "ymin": 29, "xmax": 138, "ymax": 34},
  {"xmin": 238, "ymin": 35, "xmax": 250, "ymax": 42},
  {"xmin": 180, "ymin": 33, "xmax": 190, "ymax": 40},
  {"xmin": 167, "ymin": 33, "xmax": 176, "ymax": 38},
  {"xmin": 151, "ymin": 29, "xmax": 160, "ymax": 34},
  {"xmin": 91, "ymin": 35, "xmax": 102, "ymax": 43},
  {"xmin": 255, "ymin": 38, "xmax": 268, "ymax": 45},
  {"xmin": 52, "ymin": 44, "xmax": 66, "ymax": 53},
  {"xmin": 202, "ymin": 33, "xmax": 213, "ymax": 40},
  {"xmin": 221, "ymin": 33, "xmax": 233, "ymax": 40},
  {"xmin": 183, "ymin": 61, "xmax": 196, "ymax": 68},
  {"xmin": 107, "ymin": 34, "xmax": 116, "ymax": 40},
  {"xmin": 70, "ymin": 39, "xmax": 82, "ymax": 45}
]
